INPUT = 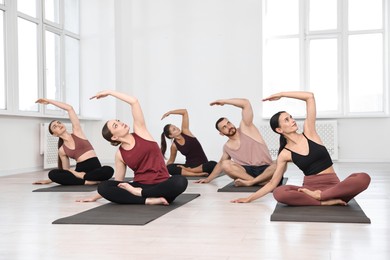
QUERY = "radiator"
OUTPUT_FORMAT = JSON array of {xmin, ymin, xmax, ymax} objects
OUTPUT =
[
  {"xmin": 40, "ymin": 122, "xmax": 77, "ymax": 169},
  {"xmin": 258, "ymin": 120, "xmax": 338, "ymax": 161}
]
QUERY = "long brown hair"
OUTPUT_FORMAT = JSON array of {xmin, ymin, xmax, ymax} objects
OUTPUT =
[
  {"xmin": 48, "ymin": 120, "xmax": 64, "ymax": 169},
  {"xmin": 160, "ymin": 124, "xmax": 171, "ymax": 158}
]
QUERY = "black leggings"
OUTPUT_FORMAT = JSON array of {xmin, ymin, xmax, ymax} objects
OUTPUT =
[
  {"xmin": 97, "ymin": 175, "xmax": 188, "ymax": 204},
  {"xmin": 48, "ymin": 157, "xmax": 114, "ymax": 185},
  {"xmin": 167, "ymin": 161, "xmax": 217, "ymax": 175}
]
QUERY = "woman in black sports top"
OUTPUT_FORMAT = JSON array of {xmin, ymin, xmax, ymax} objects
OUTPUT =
[{"xmin": 231, "ymin": 91, "xmax": 370, "ymax": 205}]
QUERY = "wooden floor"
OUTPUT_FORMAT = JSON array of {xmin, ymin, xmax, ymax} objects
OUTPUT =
[{"xmin": 0, "ymin": 162, "xmax": 389, "ymax": 260}]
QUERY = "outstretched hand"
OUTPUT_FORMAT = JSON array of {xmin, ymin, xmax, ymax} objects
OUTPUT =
[
  {"xmin": 230, "ymin": 197, "xmax": 251, "ymax": 203},
  {"xmin": 90, "ymin": 90, "xmax": 111, "ymax": 100},
  {"xmin": 210, "ymin": 100, "xmax": 225, "ymax": 106},
  {"xmin": 194, "ymin": 178, "xmax": 209, "ymax": 184},
  {"xmin": 262, "ymin": 93, "xmax": 282, "ymax": 102},
  {"xmin": 161, "ymin": 112, "xmax": 171, "ymax": 120},
  {"xmin": 35, "ymin": 98, "xmax": 50, "ymax": 105}
]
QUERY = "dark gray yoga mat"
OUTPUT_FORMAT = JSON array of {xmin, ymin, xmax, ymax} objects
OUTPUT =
[
  {"xmin": 217, "ymin": 178, "xmax": 288, "ymax": 192},
  {"xmin": 32, "ymin": 177, "xmax": 134, "ymax": 192},
  {"xmin": 270, "ymin": 198, "xmax": 371, "ymax": 223},
  {"xmin": 52, "ymin": 193, "xmax": 200, "ymax": 225}
]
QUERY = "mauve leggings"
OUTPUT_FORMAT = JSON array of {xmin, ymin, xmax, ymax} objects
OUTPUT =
[{"xmin": 273, "ymin": 172, "xmax": 371, "ymax": 206}]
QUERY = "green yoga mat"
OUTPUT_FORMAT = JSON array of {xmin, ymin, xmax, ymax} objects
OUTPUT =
[
  {"xmin": 32, "ymin": 177, "xmax": 134, "ymax": 192},
  {"xmin": 52, "ymin": 193, "xmax": 200, "ymax": 225},
  {"xmin": 270, "ymin": 198, "xmax": 371, "ymax": 223},
  {"xmin": 217, "ymin": 178, "xmax": 288, "ymax": 192}
]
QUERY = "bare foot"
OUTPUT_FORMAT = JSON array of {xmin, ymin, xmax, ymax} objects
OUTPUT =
[
  {"xmin": 69, "ymin": 169, "xmax": 85, "ymax": 179},
  {"xmin": 178, "ymin": 165, "xmax": 196, "ymax": 172},
  {"xmin": 321, "ymin": 199, "xmax": 347, "ymax": 206},
  {"xmin": 145, "ymin": 197, "xmax": 169, "ymax": 205},
  {"xmin": 33, "ymin": 179, "xmax": 52, "ymax": 185},
  {"xmin": 85, "ymin": 181, "xmax": 99, "ymax": 185},
  {"xmin": 298, "ymin": 188, "xmax": 321, "ymax": 200},
  {"xmin": 234, "ymin": 179, "xmax": 253, "ymax": 187},
  {"xmin": 117, "ymin": 182, "xmax": 142, "ymax": 196},
  {"xmin": 182, "ymin": 171, "xmax": 208, "ymax": 177}
]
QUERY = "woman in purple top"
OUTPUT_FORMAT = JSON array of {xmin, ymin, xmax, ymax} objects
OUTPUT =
[
  {"xmin": 161, "ymin": 109, "xmax": 217, "ymax": 177},
  {"xmin": 33, "ymin": 99, "xmax": 113, "ymax": 185}
]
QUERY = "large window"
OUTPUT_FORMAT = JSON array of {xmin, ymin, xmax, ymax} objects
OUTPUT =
[
  {"xmin": 262, "ymin": 0, "xmax": 388, "ymax": 118},
  {"xmin": 0, "ymin": 0, "xmax": 80, "ymax": 116}
]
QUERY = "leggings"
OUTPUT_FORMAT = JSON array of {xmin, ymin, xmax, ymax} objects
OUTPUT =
[
  {"xmin": 97, "ymin": 175, "xmax": 188, "ymax": 204},
  {"xmin": 48, "ymin": 157, "xmax": 114, "ymax": 185},
  {"xmin": 273, "ymin": 172, "xmax": 371, "ymax": 206},
  {"xmin": 167, "ymin": 161, "xmax": 217, "ymax": 175}
]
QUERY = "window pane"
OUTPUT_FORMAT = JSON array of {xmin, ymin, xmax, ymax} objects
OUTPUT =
[
  {"xmin": 65, "ymin": 36, "xmax": 79, "ymax": 114},
  {"xmin": 309, "ymin": 0, "xmax": 337, "ymax": 31},
  {"xmin": 17, "ymin": 0, "xmax": 37, "ymax": 18},
  {"xmin": 349, "ymin": 0, "xmax": 382, "ymax": 30},
  {"xmin": 349, "ymin": 34, "xmax": 383, "ymax": 112},
  {"xmin": 263, "ymin": 38, "xmax": 301, "ymax": 116},
  {"xmin": 0, "ymin": 11, "xmax": 5, "ymax": 109},
  {"xmin": 18, "ymin": 18, "xmax": 38, "ymax": 111},
  {"xmin": 45, "ymin": 31, "xmax": 61, "ymax": 111},
  {"xmin": 44, "ymin": 0, "xmax": 60, "ymax": 24},
  {"xmin": 64, "ymin": 0, "xmax": 79, "ymax": 34},
  {"xmin": 309, "ymin": 39, "xmax": 338, "ymax": 111},
  {"xmin": 264, "ymin": 0, "xmax": 299, "ymax": 36}
]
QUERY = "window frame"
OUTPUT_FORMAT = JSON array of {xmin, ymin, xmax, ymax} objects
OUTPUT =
[
  {"xmin": 0, "ymin": 0, "xmax": 80, "ymax": 118},
  {"xmin": 261, "ymin": 0, "xmax": 390, "ymax": 119}
]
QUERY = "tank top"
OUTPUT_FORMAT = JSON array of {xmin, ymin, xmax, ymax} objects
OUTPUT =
[
  {"xmin": 284, "ymin": 133, "xmax": 333, "ymax": 176},
  {"xmin": 223, "ymin": 128, "xmax": 272, "ymax": 166},
  {"xmin": 119, "ymin": 133, "xmax": 169, "ymax": 184},
  {"xmin": 174, "ymin": 133, "xmax": 208, "ymax": 167},
  {"xmin": 62, "ymin": 134, "xmax": 94, "ymax": 160}
]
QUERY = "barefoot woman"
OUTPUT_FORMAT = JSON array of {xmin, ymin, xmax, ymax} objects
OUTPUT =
[
  {"xmin": 232, "ymin": 91, "xmax": 370, "ymax": 205},
  {"xmin": 78, "ymin": 90, "xmax": 188, "ymax": 205}
]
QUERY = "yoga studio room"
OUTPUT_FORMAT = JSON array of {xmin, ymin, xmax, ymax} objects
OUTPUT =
[{"xmin": 1, "ymin": 0, "xmax": 389, "ymax": 259}]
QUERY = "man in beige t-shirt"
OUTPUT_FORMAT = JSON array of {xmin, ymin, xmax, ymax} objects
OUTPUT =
[{"xmin": 196, "ymin": 98, "xmax": 276, "ymax": 186}]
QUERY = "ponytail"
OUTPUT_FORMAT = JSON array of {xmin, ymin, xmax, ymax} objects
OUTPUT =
[
  {"xmin": 278, "ymin": 135, "xmax": 287, "ymax": 155},
  {"xmin": 161, "ymin": 124, "xmax": 171, "ymax": 158},
  {"xmin": 270, "ymin": 111, "xmax": 287, "ymax": 155},
  {"xmin": 48, "ymin": 120, "xmax": 64, "ymax": 169},
  {"xmin": 57, "ymin": 138, "xmax": 64, "ymax": 169}
]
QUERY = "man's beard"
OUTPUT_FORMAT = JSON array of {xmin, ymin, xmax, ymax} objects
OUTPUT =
[{"xmin": 225, "ymin": 127, "xmax": 237, "ymax": 137}]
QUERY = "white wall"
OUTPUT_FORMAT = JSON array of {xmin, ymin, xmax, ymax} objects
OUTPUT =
[
  {"xmin": 1, "ymin": 0, "xmax": 389, "ymax": 176},
  {"xmin": 113, "ymin": 0, "xmax": 390, "ymax": 164}
]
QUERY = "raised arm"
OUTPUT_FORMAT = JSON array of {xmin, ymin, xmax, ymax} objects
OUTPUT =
[
  {"xmin": 35, "ymin": 98, "xmax": 83, "ymax": 135},
  {"xmin": 210, "ymin": 98, "xmax": 253, "ymax": 127},
  {"xmin": 91, "ymin": 90, "xmax": 152, "ymax": 140},
  {"xmin": 263, "ymin": 91, "xmax": 316, "ymax": 135},
  {"xmin": 161, "ymin": 109, "xmax": 191, "ymax": 135}
]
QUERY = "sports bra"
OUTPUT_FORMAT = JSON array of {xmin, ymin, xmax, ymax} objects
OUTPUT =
[
  {"xmin": 284, "ymin": 133, "xmax": 333, "ymax": 176},
  {"xmin": 62, "ymin": 134, "xmax": 94, "ymax": 160}
]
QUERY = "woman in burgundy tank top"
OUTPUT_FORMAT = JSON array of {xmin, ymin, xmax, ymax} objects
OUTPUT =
[{"xmin": 77, "ymin": 90, "xmax": 187, "ymax": 205}]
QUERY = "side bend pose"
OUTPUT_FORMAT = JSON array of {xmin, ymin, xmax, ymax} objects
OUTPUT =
[
  {"xmin": 196, "ymin": 98, "xmax": 276, "ymax": 186},
  {"xmin": 161, "ymin": 109, "xmax": 217, "ymax": 177},
  {"xmin": 231, "ymin": 91, "xmax": 371, "ymax": 205},
  {"xmin": 77, "ymin": 90, "xmax": 188, "ymax": 205},
  {"xmin": 34, "ymin": 99, "xmax": 114, "ymax": 185}
]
